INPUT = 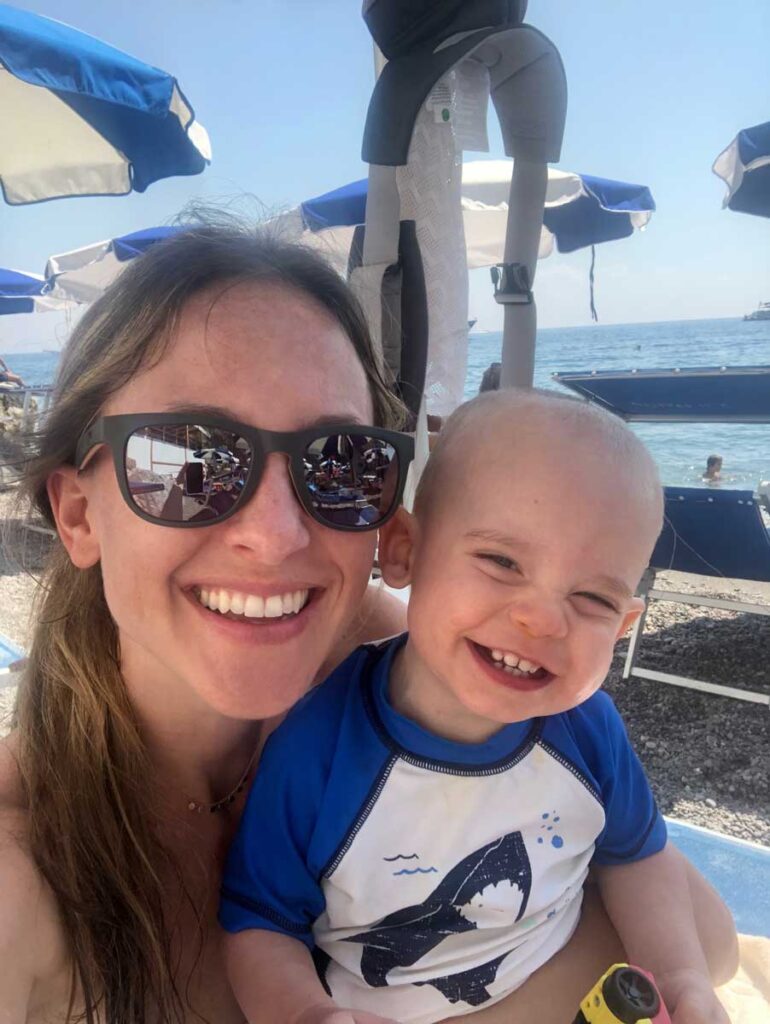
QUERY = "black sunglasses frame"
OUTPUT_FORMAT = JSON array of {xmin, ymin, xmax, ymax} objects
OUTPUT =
[{"xmin": 75, "ymin": 413, "xmax": 415, "ymax": 533}]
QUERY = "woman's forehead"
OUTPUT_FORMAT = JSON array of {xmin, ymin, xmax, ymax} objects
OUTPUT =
[{"xmin": 105, "ymin": 280, "xmax": 374, "ymax": 426}]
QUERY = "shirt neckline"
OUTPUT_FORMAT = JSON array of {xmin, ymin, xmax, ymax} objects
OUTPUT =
[{"xmin": 367, "ymin": 634, "xmax": 537, "ymax": 769}]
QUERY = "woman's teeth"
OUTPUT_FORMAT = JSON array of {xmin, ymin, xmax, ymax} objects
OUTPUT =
[
  {"xmin": 489, "ymin": 648, "xmax": 542, "ymax": 676},
  {"xmin": 197, "ymin": 587, "xmax": 309, "ymax": 619}
]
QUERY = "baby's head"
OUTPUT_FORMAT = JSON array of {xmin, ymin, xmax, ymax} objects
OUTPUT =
[{"xmin": 380, "ymin": 389, "xmax": 664, "ymax": 737}]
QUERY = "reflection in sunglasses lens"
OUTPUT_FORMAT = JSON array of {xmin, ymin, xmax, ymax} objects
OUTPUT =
[
  {"xmin": 303, "ymin": 433, "xmax": 398, "ymax": 528},
  {"xmin": 125, "ymin": 425, "xmax": 251, "ymax": 523}
]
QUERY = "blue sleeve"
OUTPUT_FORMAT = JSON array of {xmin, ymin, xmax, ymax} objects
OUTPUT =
[
  {"xmin": 219, "ymin": 671, "xmax": 352, "ymax": 947},
  {"xmin": 219, "ymin": 728, "xmax": 325, "ymax": 946},
  {"xmin": 565, "ymin": 692, "xmax": 667, "ymax": 866}
]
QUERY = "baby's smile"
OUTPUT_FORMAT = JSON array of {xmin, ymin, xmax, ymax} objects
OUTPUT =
[{"xmin": 470, "ymin": 640, "xmax": 552, "ymax": 683}]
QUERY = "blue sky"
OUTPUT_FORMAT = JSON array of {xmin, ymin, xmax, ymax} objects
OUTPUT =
[{"xmin": 2, "ymin": 0, "xmax": 768, "ymax": 350}]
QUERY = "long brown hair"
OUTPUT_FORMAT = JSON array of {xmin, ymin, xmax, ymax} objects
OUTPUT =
[{"xmin": 11, "ymin": 223, "xmax": 403, "ymax": 1022}]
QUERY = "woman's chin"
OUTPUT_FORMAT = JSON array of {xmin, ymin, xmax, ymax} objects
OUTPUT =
[{"xmin": 193, "ymin": 666, "xmax": 316, "ymax": 722}]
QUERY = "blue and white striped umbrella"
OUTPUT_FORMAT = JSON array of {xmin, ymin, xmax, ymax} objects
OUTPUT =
[
  {"xmin": 713, "ymin": 122, "xmax": 770, "ymax": 218},
  {"xmin": 272, "ymin": 161, "xmax": 655, "ymax": 269},
  {"xmin": 0, "ymin": 267, "xmax": 70, "ymax": 314},
  {"xmin": 45, "ymin": 226, "xmax": 184, "ymax": 302},
  {"xmin": 0, "ymin": 4, "xmax": 210, "ymax": 205}
]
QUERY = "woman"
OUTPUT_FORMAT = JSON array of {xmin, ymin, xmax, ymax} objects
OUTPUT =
[{"xmin": 0, "ymin": 225, "xmax": 736, "ymax": 1023}]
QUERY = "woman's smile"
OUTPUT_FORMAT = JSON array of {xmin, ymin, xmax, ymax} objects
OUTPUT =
[{"xmin": 195, "ymin": 585, "xmax": 311, "ymax": 619}]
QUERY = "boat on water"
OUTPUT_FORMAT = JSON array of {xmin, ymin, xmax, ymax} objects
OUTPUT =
[{"xmin": 743, "ymin": 301, "xmax": 770, "ymax": 321}]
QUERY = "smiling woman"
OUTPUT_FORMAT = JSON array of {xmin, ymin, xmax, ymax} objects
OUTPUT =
[{"xmin": 0, "ymin": 222, "xmax": 410, "ymax": 1022}]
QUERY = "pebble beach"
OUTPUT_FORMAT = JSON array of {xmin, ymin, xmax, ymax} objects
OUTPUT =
[{"xmin": 1, "ymin": 490, "xmax": 768, "ymax": 847}]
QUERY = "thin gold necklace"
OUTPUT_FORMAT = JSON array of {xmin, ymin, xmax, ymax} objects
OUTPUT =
[{"xmin": 186, "ymin": 746, "xmax": 260, "ymax": 814}]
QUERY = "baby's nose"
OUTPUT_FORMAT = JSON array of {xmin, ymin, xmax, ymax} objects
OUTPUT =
[{"xmin": 507, "ymin": 590, "xmax": 568, "ymax": 639}]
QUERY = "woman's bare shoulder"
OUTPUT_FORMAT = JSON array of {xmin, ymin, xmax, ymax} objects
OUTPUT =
[{"xmin": 0, "ymin": 735, "xmax": 70, "ymax": 1019}]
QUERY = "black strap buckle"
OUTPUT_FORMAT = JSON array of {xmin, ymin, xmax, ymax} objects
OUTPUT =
[{"xmin": 490, "ymin": 262, "xmax": 532, "ymax": 305}]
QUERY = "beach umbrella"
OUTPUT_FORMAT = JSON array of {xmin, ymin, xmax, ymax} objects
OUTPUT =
[
  {"xmin": 712, "ymin": 121, "xmax": 770, "ymax": 218},
  {"xmin": 45, "ymin": 226, "xmax": 184, "ymax": 303},
  {"xmin": 271, "ymin": 161, "xmax": 655, "ymax": 270},
  {"xmin": 0, "ymin": 267, "xmax": 71, "ymax": 314},
  {"xmin": 0, "ymin": 4, "xmax": 210, "ymax": 205}
]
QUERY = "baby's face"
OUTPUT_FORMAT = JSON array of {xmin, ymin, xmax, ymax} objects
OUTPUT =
[{"xmin": 400, "ymin": 427, "xmax": 659, "ymax": 737}]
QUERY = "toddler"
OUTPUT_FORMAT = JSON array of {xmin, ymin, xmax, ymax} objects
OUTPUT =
[{"xmin": 221, "ymin": 389, "xmax": 729, "ymax": 1024}]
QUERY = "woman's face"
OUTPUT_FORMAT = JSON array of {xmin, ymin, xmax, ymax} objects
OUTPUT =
[{"xmin": 67, "ymin": 281, "xmax": 378, "ymax": 720}]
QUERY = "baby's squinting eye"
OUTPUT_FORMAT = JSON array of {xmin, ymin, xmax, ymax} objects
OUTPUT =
[
  {"xmin": 574, "ymin": 592, "xmax": 618, "ymax": 613},
  {"xmin": 478, "ymin": 553, "xmax": 518, "ymax": 571}
]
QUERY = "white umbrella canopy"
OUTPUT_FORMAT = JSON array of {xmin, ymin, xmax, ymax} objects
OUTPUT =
[
  {"xmin": 0, "ymin": 3, "xmax": 210, "ymax": 204},
  {"xmin": 45, "ymin": 227, "xmax": 183, "ymax": 303},
  {"xmin": 0, "ymin": 267, "xmax": 71, "ymax": 314},
  {"xmin": 269, "ymin": 160, "xmax": 655, "ymax": 271}
]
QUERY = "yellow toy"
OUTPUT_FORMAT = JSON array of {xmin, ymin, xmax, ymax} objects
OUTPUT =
[{"xmin": 573, "ymin": 963, "xmax": 671, "ymax": 1024}]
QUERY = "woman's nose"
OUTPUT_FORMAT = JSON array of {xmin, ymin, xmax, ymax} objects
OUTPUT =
[
  {"xmin": 220, "ymin": 453, "xmax": 311, "ymax": 563},
  {"xmin": 507, "ymin": 588, "xmax": 568, "ymax": 640}
]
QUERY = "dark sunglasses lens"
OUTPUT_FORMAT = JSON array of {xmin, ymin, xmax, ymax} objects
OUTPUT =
[
  {"xmin": 302, "ymin": 434, "xmax": 399, "ymax": 529},
  {"xmin": 125, "ymin": 425, "xmax": 252, "ymax": 523}
]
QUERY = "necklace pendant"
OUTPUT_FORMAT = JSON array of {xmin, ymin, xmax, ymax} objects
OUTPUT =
[{"xmin": 188, "ymin": 801, "xmax": 197, "ymax": 812}]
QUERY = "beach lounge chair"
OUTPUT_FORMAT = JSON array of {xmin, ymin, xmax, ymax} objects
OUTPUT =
[
  {"xmin": 624, "ymin": 486, "xmax": 770, "ymax": 705},
  {"xmin": 0, "ymin": 630, "xmax": 25, "ymax": 689},
  {"xmin": 553, "ymin": 365, "xmax": 770, "ymax": 707}
]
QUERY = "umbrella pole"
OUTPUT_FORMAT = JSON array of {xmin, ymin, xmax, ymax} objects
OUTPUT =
[{"xmin": 500, "ymin": 158, "xmax": 548, "ymax": 390}]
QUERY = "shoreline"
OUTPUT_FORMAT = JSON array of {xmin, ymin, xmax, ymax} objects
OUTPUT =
[{"xmin": 1, "ymin": 495, "xmax": 768, "ymax": 847}]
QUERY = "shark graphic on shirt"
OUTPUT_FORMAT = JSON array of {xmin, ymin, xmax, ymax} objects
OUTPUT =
[{"xmin": 342, "ymin": 831, "xmax": 532, "ymax": 1006}]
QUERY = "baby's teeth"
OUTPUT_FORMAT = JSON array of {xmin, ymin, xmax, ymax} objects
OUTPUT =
[
  {"xmin": 264, "ymin": 595, "xmax": 284, "ymax": 618},
  {"xmin": 292, "ymin": 591, "xmax": 302, "ymax": 614},
  {"xmin": 282, "ymin": 593, "xmax": 294, "ymax": 615},
  {"xmin": 518, "ymin": 658, "xmax": 535, "ymax": 673},
  {"xmin": 491, "ymin": 649, "xmax": 504, "ymax": 662},
  {"xmin": 244, "ymin": 594, "xmax": 265, "ymax": 618},
  {"xmin": 218, "ymin": 591, "xmax": 231, "ymax": 614},
  {"xmin": 208, "ymin": 590, "xmax": 220, "ymax": 611},
  {"xmin": 229, "ymin": 592, "xmax": 245, "ymax": 615},
  {"xmin": 200, "ymin": 588, "xmax": 209, "ymax": 606},
  {"xmin": 503, "ymin": 653, "xmax": 519, "ymax": 668}
]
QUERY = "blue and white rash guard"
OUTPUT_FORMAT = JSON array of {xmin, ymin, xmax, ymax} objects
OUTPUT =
[{"xmin": 220, "ymin": 635, "xmax": 666, "ymax": 1024}]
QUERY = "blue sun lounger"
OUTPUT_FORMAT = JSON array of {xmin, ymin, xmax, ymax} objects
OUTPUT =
[
  {"xmin": 626, "ymin": 486, "xmax": 770, "ymax": 705},
  {"xmin": 0, "ymin": 631, "xmax": 24, "ymax": 688},
  {"xmin": 553, "ymin": 365, "xmax": 770, "ymax": 706}
]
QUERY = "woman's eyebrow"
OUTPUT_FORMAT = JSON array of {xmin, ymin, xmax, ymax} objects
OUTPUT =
[{"xmin": 161, "ymin": 402, "xmax": 368, "ymax": 426}]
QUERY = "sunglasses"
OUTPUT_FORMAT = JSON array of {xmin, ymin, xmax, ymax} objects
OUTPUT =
[{"xmin": 75, "ymin": 413, "xmax": 414, "ymax": 533}]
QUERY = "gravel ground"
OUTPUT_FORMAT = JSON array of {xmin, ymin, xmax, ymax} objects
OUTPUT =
[
  {"xmin": 1, "ymin": 494, "xmax": 768, "ymax": 846},
  {"xmin": 606, "ymin": 570, "xmax": 769, "ymax": 846}
]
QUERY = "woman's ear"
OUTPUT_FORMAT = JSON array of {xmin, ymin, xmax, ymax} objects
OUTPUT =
[
  {"xmin": 378, "ymin": 507, "xmax": 418, "ymax": 589},
  {"xmin": 47, "ymin": 466, "xmax": 102, "ymax": 569}
]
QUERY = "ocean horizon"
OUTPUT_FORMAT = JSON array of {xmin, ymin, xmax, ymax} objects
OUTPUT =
[{"xmin": 4, "ymin": 316, "xmax": 769, "ymax": 488}]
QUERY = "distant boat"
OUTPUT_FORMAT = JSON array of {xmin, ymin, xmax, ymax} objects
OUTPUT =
[
  {"xmin": 468, "ymin": 318, "xmax": 477, "ymax": 330},
  {"xmin": 744, "ymin": 301, "xmax": 770, "ymax": 321}
]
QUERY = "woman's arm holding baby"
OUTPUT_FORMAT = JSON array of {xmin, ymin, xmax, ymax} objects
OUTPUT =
[
  {"xmin": 224, "ymin": 929, "xmax": 397, "ymax": 1024},
  {"xmin": 595, "ymin": 843, "xmax": 736, "ymax": 1024}
]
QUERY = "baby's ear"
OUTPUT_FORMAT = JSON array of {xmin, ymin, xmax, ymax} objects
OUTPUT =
[
  {"xmin": 615, "ymin": 596, "xmax": 645, "ymax": 641},
  {"xmin": 378, "ymin": 507, "xmax": 418, "ymax": 589}
]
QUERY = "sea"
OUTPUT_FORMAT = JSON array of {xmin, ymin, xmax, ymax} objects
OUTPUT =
[{"xmin": 3, "ymin": 316, "xmax": 769, "ymax": 488}]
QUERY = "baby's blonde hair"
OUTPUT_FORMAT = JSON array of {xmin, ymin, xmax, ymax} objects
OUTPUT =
[{"xmin": 414, "ymin": 388, "xmax": 662, "ymax": 528}]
